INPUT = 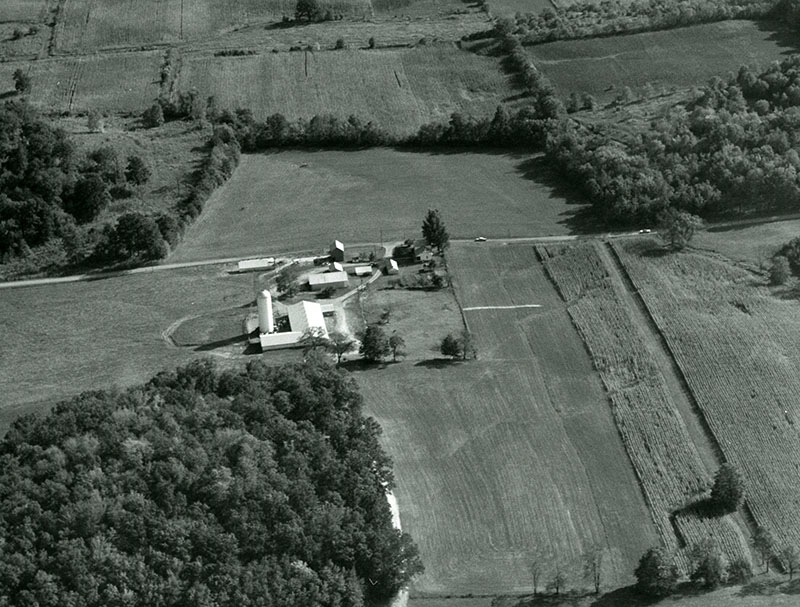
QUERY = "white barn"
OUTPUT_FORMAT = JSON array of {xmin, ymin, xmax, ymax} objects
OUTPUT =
[
  {"xmin": 259, "ymin": 300, "xmax": 328, "ymax": 350},
  {"xmin": 309, "ymin": 271, "xmax": 349, "ymax": 291}
]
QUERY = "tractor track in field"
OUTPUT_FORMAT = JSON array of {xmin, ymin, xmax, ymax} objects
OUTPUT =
[{"xmin": 597, "ymin": 240, "xmax": 757, "ymax": 552}]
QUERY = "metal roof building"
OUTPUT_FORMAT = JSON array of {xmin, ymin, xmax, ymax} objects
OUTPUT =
[{"xmin": 308, "ymin": 271, "xmax": 349, "ymax": 291}]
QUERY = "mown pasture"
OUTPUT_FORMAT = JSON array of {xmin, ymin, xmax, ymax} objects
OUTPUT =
[
  {"xmin": 355, "ymin": 243, "xmax": 658, "ymax": 595},
  {"xmin": 0, "ymin": 0, "xmax": 48, "ymax": 22},
  {"xmin": 694, "ymin": 217, "xmax": 800, "ymax": 266},
  {"xmin": 170, "ymin": 150, "xmax": 584, "ymax": 263},
  {"xmin": 176, "ymin": 45, "xmax": 512, "ymax": 132},
  {"xmin": 615, "ymin": 239, "xmax": 800, "ymax": 554},
  {"xmin": 0, "ymin": 52, "xmax": 161, "ymax": 114},
  {"xmin": 538, "ymin": 242, "xmax": 751, "ymax": 571},
  {"xmin": 528, "ymin": 20, "xmax": 796, "ymax": 102},
  {"xmin": 0, "ymin": 267, "xmax": 254, "ymax": 437},
  {"xmin": 188, "ymin": 13, "xmax": 493, "ymax": 52},
  {"xmin": 54, "ymin": 0, "xmax": 371, "ymax": 51}
]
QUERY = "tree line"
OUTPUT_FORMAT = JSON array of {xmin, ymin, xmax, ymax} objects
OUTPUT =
[
  {"xmin": 0, "ymin": 358, "xmax": 423, "ymax": 607},
  {"xmin": 496, "ymin": 0, "xmax": 777, "ymax": 47}
]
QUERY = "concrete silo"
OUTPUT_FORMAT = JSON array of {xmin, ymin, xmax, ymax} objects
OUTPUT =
[{"xmin": 257, "ymin": 289, "xmax": 274, "ymax": 334}]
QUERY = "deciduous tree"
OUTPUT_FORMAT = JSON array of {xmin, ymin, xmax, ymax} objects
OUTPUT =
[
  {"xmin": 327, "ymin": 331, "xmax": 355, "ymax": 365},
  {"xmin": 440, "ymin": 333, "xmax": 462, "ymax": 359},
  {"xmin": 753, "ymin": 526, "xmax": 775, "ymax": 572},
  {"xmin": 388, "ymin": 333, "xmax": 406, "ymax": 362},
  {"xmin": 689, "ymin": 539, "xmax": 728, "ymax": 589},
  {"xmin": 13, "ymin": 68, "xmax": 31, "ymax": 94},
  {"xmin": 295, "ymin": 0, "xmax": 321, "ymax": 21},
  {"xmin": 360, "ymin": 325, "xmax": 390, "ymax": 363},
  {"xmin": 780, "ymin": 546, "xmax": 800, "ymax": 580},
  {"xmin": 659, "ymin": 208, "xmax": 704, "ymax": 251},
  {"xmin": 710, "ymin": 463, "xmax": 744, "ymax": 513},
  {"xmin": 583, "ymin": 546, "xmax": 605, "ymax": 595},
  {"xmin": 635, "ymin": 547, "xmax": 678, "ymax": 597},
  {"xmin": 125, "ymin": 155, "xmax": 151, "ymax": 186}
]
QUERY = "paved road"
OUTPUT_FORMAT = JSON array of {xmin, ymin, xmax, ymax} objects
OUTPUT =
[{"xmin": 2, "ymin": 210, "xmax": 799, "ymax": 290}]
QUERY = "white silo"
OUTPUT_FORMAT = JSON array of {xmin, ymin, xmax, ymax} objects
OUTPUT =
[{"xmin": 257, "ymin": 289, "xmax": 274, "ymax": 334}]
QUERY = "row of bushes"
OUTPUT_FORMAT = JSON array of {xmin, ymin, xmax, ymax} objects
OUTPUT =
[{"xmin": 508, "ymin": 0, "xmax": 778, "ymax": 46}]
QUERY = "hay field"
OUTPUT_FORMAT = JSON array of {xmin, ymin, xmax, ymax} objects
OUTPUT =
[
  {"xmin": 489, "ymin": 0, "xmax": 554, "ymax": 17},
  {"xmin": 0, "ymin": 52, "xmax": 161, "ymax": 114},
  {"xmin": 0, "ymin": 0, "xmax": 48, "ymax": 22},
  {"xmin": 615, "ymin": 239, "xmax": 800, "ymax": 553},
  {"xmin": 528, "ymin": 20, "xmax": 795, "ymax": 102},
  {"xmin": 176, "ymin": 46, "xmax": 511, "ymax": 132},
  {"xmin": 695, "ymin": 217, "xmax": 800, "ymax": 266},
  {"xmin": 170, "ymin": 150, "xmax": 584, "ymax": 263},
  {"xmin": 355, "ymin": 243, "xmax": 657, "ymax": 595},
  {"xmin": 54, "ymin": 0, "xmax": 371, "ymax": 51},
  {"xmin": 538, "ymin": 242, "xmax": 751, "ymax": 570},
  {"xmin": 0, "ymin": 267, "xmax": 254, "ymax": 437}
]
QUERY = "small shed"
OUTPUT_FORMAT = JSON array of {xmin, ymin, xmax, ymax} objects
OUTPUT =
[
  {"xmin": 353, "ymin": 265, "xmax": 372, "ymax": 277},
  {"xmin": 330, "ymin": 240, "xmax": 345, "ymax": 262},
  {"xmin": 383, "ymin": 258, "xmax": 399, "ymax": 275},
  {"xmin": 237, "ymin": 257, "xmax": 276, "ymax": 272},
  {"xmin": 329, "ymin": 261, "xmax": 344, "ymax": 273}
]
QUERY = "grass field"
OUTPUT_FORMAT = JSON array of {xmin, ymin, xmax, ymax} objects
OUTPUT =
[
  {"xmin": 528, "ymin": 20, "xmax": 797, "ymax": 102},
  {"xmin": 695, "ymin": 217, "xmax": 800, "ymax": 267},
  {"xmin": 538, "ymin": 242, "xmax": 751, "ymax": 571},
  {"xmin": 170, "ymin": 150, "xmax": 585, "ymax": 263},
  {"xmin": 354, "ymin": 242, "xmax": 658, "ymax": 596},
  {"xmin": 0, "ymin": 0, "xmax": 49, "ymax": 23},
  {"xmin": 615, "ymin": 238, "xmax": 800, "ymax": 554},
  {"xmin": 489, "ymin": 0, "xmax": 554, "ymax": 17},
  {"xmin": 176, "ymin": 45, "xmax": 512, "ymax": 132},
  {"xmin": 0, "ymin": 267, "xmax": 256, "ymax": 436},
  {"xmin": 1, "ymin": 52, "xmax": 161, "ymax": 114},
  {"xmin": 54, "ymin": 0, "xmax": 372, "ymax": 51}
]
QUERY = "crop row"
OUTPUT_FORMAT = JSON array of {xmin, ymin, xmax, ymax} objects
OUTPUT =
[
  {"xmin": 537, "ymin": 243, "xmax": 750, "ymax": 571},
  {"xmin": 614, "ymin": 240, "xmax": 800, "ymax": 553}
]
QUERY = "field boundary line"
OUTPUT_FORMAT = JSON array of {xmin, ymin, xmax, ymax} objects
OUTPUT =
[
  {"xmin": 462, "ymin": 304, "xmax": 542, "ymax": 311},
  {"xmin": 605, "ymin": 241, "xmax": 761, "ymax": 553}
]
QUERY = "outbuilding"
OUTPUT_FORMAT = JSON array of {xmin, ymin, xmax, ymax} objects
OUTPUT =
[
  {"xmin": 309, "ymin": 271, "xmax": 350, "ymax": 291},
  {"xmin": 330, "ymin": 240, "xmax": 345, "ymax": 262}
]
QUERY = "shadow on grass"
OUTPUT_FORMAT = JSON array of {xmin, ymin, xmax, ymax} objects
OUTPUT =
[
  {"xmin": 756, "ymin": 20, "xmax": 800, "ymax": 56},
  {"xmin": 194, "ymin": 334, "xmax": 249, "ymax": 352},
  {"xmin": 414, "ymin": 358, "xmax": 463, "ymax": 368}
]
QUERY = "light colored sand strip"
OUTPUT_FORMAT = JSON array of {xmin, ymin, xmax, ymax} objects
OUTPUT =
[
  {"xmin": 462, "ymin": 304, "xmax": 542, "ymax": 311},
  {"xmin": 386, "ymin": 490, "xmax": 409, "ymax": 607}
]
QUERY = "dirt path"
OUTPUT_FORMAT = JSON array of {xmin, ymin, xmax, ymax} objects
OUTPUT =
[
  {"xmin": 596, "ymin": 241, "xmax": 721, "ymax": 472},
  {"xmin": 596, "ymin": 241, "xmax": 755, "ymax": 547}
]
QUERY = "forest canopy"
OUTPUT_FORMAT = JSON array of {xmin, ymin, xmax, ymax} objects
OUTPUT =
[{"xmin": 0, "ymin": 359, "xmax": 422, "ymax": 607}]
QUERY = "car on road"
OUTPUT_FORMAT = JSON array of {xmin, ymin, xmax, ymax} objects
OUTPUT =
[
  {"xmin": 638, "ymin": 228, "xmax": 652, "ymax": 234},
  {"xmin": 474, "ymin": 236, "xmax": 487, "ymax": 242}
]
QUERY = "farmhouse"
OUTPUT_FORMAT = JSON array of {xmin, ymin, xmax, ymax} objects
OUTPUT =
[
  {"xmin": 330, "ymin": 240, "xmax": 345, "ymax": 262},
  {"xmin": 309, "ymin": 270, "xmax": 350, "ymax": 291},
  {"xmin": 394, "ymin": 239, "xmax": 432, "ymax": 263}
]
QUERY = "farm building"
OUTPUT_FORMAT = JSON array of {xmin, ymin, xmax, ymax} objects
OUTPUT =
[
  {"xmin": 309, "ymin": 271, "xmax": 349, "ymax": 291},
  {"xmin": 394, "ymin": 239, "xmax": 432, "ymax": 263},
  {"xmin": 383, "ymin": 258, "xmax": 400, "ymax": 275},
  {"xmin": 329, "ymin": 261, "xmax": 344, "ymax": 272},
  {"xmin": 330, "ymin": 240, "xmax": 345, "ymax": 262},
  {"xmin": 237, "ymin": 257, "xmax": 276, "ymax": 272},
  {"xmin": 348, "ymin": 265, "xmax": 373, "ymax": 277},
  {"xmin": 259, "ymin": 299, "xmax": 328, "ymax": 350}
]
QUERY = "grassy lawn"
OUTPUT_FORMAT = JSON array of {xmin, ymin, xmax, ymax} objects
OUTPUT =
[
  {"xmin": 694, "ymin": 218, "xmax": 800, "ymax": 267},
  {"xmin": 170, "ymin": 149, "xmax": 586, "ymax": 262},
  {"xmin": 0, "ymin": 266, "xmax": 256, "ymax": 436},
  {"xmin": 176, "ymin": 45, "xmax": 512, "ymax": 134},
  {"xmin": 352, "ymin": 242, "xmax": 657, "ymax": 596},
  {"xmin": 529, "ymin": 20, "xmax": 798, "ymax": 103},
  {"xmin": 0, "ymin": 0, "xmax": 48, "ymax": 22}
]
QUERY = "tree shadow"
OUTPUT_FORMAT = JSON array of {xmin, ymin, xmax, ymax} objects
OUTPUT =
[
  {"xmin": 739, "ymin": 577, "xmax": 783, "ymax": 597},
  {"xmin": 671, "ymin": 495, "xmax": 724, "ymax": 520},
  {"xmin": 414, "ymin": 358, "xmax": 462, "ymax": 368},
  {"xmin": 588, "ymin": 585, "xmax": 661, "ymax": 607},
  {"xmin": 756, "ymin": 20, "xmax": 800, "ymax": 56}
]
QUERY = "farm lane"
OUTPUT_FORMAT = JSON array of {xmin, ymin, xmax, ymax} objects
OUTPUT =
[
  {"xmin": 2, "ymin": 210, "xmax": 798, "ymax": 291},
  {"xmin": 596, "ymin": 241, "xmax": 756, "ymax": 551}
]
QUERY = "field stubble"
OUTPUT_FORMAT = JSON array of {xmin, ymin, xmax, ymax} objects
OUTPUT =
[
  {"xmin": 615, "ymin": 239, "xmax": 800, "ymax": 554},
  {"xmin": 537, "ymin": 242, "xmax": 751, "ymax": 571}
]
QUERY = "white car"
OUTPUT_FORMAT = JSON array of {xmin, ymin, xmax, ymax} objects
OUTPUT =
[
  {"xmin": 474, "ymin": 236, "xmax": 487, "ymax": 242},
  {"xmin": 638, "ymin": 228, "xmax": 652, "ymax": 234}
]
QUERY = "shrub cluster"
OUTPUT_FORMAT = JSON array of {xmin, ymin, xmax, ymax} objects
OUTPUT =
[
  {"xmin": 214, "ymin": 49, "xmax": 258, "ymax": 57},
  {"xmin": 0, "ymin": 358, "xmax": 423, "ymax": 606},
  {"xmin": 512, "ymin": 0, "xmax": 777, "ymax": 46}
]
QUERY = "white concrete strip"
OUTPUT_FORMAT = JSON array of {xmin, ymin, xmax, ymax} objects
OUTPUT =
[{"xmin": 462, "ymin": 304, "xmax": 542, "ymax": 311}]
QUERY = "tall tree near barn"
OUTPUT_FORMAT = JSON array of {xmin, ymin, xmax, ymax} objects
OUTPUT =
[{"xmin": 422, "ymin": 209, "xmax": 449, "ymax": 253}]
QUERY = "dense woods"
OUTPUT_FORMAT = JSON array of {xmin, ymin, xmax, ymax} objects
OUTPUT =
[
  {"xmin": 0, "ymin": 359, "xmax": 422, "ymax": 606},
  {"xmin": 546, "ymin": 56, "xmax": 800, "ymax": 224}
]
